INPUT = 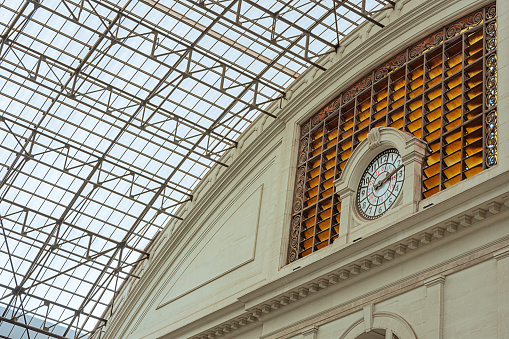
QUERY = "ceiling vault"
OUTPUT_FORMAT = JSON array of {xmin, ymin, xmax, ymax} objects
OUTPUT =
[{"xmin": 0, "ymin": 0, "xmax": 394, "ymax": 337}]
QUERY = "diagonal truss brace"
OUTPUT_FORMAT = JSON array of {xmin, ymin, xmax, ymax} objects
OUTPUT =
[
  {"xmin": 183, "ymin": 0, "xmax": 328, "ymax": 69},
  {"xmin": 333, "ymin": 0, "xmax": 395, "ymax": 29}
]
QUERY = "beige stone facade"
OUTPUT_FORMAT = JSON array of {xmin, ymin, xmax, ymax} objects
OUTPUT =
[{"xmin": 101, "ymin": 0, "xmax": 509, "ymax": 338}]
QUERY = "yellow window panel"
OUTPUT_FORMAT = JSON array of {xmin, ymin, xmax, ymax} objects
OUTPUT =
[
  {"xmin": 376, "ymin": 89, "xmax": 388, "ymax": 101},
  {"xmin": 423, "ymin": 186, "xmax": 440, "ymax": 198},
  {"xmin": 444, "ymin": 140, "xmax": 461, "ymax": 156},
  {"xmin": 302, "ymin": 238, "xmax": 314, "ymax": 250},
  {"xmin": 408, "ymin": 107, "xmax": 423, "ymax": 121},
  {"xmin": 465, "ymin": 143, "xmax": 483, "ymax": 157},
  {"xmin": 390, "ymin": 119, "xmax": 404, "ymax": 130},
  {"xmin": 317, "ymin": 229, "xmax": 330, "ymax": 241},
  {"xmin": 464, "ymin": 165, "xmax": 483, "ymax": 178},
  {"xmin": 319, "ymin": 209, "xmax": 331, "ymax": 221},
  {"xmin": 340, "ymin": 149, "xmax": 352, "ymax": 161},
  {"xmin": 443, "ymin": 174, "xmax": 461, "ymax": 188},
  {"xmin": 407, "ymin": 119, "xmax": 422, "ymax": 133},
  {"xmin": 443, "ymin": 162, "xmax": 461, "ymax": 178},
  {"xmin": 467, "ymin": 29, "xmax": 484, "ymax": 45},
  {"xmin": 424, "ymin": 174, "xmax": 440, "ymax": 190},
  {"xmin": 465, "ymin": 153, "xmax": 483, "ymax": 169},
  {"xmin": 305, "ymin": 196, "xmax": 317, "ymax": 207},
  {"xmin": 424, "ymin": 162, "xmax": 440, "ymax": 178},
  {"xmin": 321, "ymin": 188, "xmax": 333, "ymax": 198},
  {"xmin": 445, "ymin": 130, "xmax": 461, "ymax": 144},
  {"xmin": 426, "ymin": 152, "xmax": 441, "ymax": 166}
]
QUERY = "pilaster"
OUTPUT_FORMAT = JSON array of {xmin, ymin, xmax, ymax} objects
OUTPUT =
[
  {"xmin": 424, "ymin": 275, "xmax": 445, "ymax": 339},
  {"xmin": 301, "ymin": 326, "xmax": 318, "ymax": 339},
  {"xmin": 494, "ymin": 248, "xmax": 509, "ymax": 339}
]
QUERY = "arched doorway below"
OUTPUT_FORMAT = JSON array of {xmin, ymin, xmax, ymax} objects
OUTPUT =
[{"xmin": 355, "ymin": 329, "xmax": 400, "ymax": 339}]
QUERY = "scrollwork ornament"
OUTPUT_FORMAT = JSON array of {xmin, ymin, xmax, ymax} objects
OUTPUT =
[
  {"xmin": 311, "ymin": 111, "xmax": 327, "ymax": 127},
  {"xmin": 486, "ymin": 4, "xmax": 496, "ymax": 20},
  {"xmin": 486, "ymin": 111, "xmax": 497, "ymax": 167},
  {"xmin": 486, "ymin": 38, "xmax": 496, "ymax": 52},
  {"xmin": 486, "ymin": 54, "xmax": 497, "ymax": 109},
  {"xmin": 443, "ymin": 11, "xmax": 484, "ymax": 41},
  {"xmin": 298, "ymin": 137, "xmax": 309, "ymax": 164},
  {"xmin": 374, "ymin": 68, "xmax": 386, "ymax": 82},
  {"xmin": 301, "ymin": 121, "xmax": 310, "ymax": 137},
  {"xmin": 332, "ymin": 98, "xmax": 340, "ymax": 110},
  {"xmin": 486, "ymin": 22, "xmax": 496, "ymax": 37},
  {"xmin": 429, "ymin": 31, "xmax": 444, "ymax": 45},
  {"xmin": 293, "ymin": 193, "xmax": 303, "ymax": 212},
  {"xmin": 374, "ymin": 54, "xmax": 406, "ymax": 81},
  {"xmin": 487, "ymin": 76, "xmax": 497, "ymax": 89},
  {"xmin": 487, "ymin": 54, "xmax": 497, "ymax": 67},
  {"xmin": 409, "ymin": 31, "xmax": 443, "ymax": 59},
  {"xmin": 468, "ymin": 12, "xmax": 483, "ymax": 26},
  {"xmin": 293, "ymin": 166, "xmax": 306, "ymax": 212},
  {"xmin": 444, "ymin": 10, "xmax": 483, "ymax": 42},
  {"xmin": 342, "ymin": 91, "xmax": 353, "ymax": 105},
  {"xmin": 342, "ymin": 76, "xmax": 373, "ymax": 104},
  {"xmin": 446, "ymin": 25, "xmax": 461, "ymax": 40},
  {"xmin": 288, "ymin": 215, "xmax": 301, "ymax": 262},
  {"xmin": 323, "ymin": 99, "xmax": 340, "ymax": 115},
  {"xmin": 486, "ymin": 86, "xmax": 497, "ymax": 108}
]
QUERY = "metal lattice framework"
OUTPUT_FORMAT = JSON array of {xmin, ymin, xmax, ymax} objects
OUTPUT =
[{"xmin": 0, "ymin": 0, "xmax": 395, "ymax": 338}]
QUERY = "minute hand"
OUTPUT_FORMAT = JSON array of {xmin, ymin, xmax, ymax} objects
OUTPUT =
[{"xmin": 374, "ymin": 164, "xmax": 404, "ymax": 190}]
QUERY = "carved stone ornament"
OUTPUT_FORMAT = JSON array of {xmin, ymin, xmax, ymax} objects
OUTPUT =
[
  {"xmin": 333, "ymin": 127, "xmax": 427, "ymax": 247},
  {"xmin": 367, "ymin": 127, "xmax": 382, "ymax": 150}
]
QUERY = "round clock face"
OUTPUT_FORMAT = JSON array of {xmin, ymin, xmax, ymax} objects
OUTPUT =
[{"xmin": 356, "ymin": 148, "xmax": 404, "ymax": 220}]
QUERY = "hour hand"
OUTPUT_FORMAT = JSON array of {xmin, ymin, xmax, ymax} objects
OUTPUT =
[{"xmin": 374, "ymin": 164, "xmax": 403, "ymax": 190}]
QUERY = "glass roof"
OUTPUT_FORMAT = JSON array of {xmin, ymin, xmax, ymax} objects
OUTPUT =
[{"xmin": 0, "ymin": 0, "xmax": 394, "ymax": 338}]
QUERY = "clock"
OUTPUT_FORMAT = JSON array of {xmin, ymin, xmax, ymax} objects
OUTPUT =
[
  {"xmin": 356, "ymin": 148, "xmax": 404, "ymax": 220},
  {"xmin": 334, "ymin": 128, "xmax": 426, "ymax": 246}
]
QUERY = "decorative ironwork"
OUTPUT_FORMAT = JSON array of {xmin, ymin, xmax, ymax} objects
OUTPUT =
[
  {"xmin": 408, "ymin": 30, "xmax": 443, "ymax": 59},
  {"xmin": 486, "ymin": 111, "xmax": 497, "ymax": 167},
  {"xmin": 290, "ymin": 3, "xmax": 498, "ymax": 263},
  {"xmin": 288, "ymin": 215, "xmax": 301, "ymax": 262},
  {"xmin": 374, "ymin": 53, "xmax": 406, "ymax": 81},
  {"xmin": 298, "ymin": 137, "xmax": 310, "ymax": 165},
  {"xmin": 342, "ymin": 75, "xmax": 373, "ymax": 104},
  {"xmin": 293, "ymin": 166, "xmax": 306, "ymax": 212},
  {"xmin": 486, "ymin": 4, "xmax": 497, "ymax": 19},
  {"xmin": 485, "ymin": 13, "xmax": 497, "ymax": 169},
  {"xmin": 312, "ymin": 111, "xmax": 329, "ymax": 128},
  {"xmin": 486, "ymin": 54, "xmax": 497, "ymax": 109},
  {"xmin": 445, "ymin": 10, "xmax": 483, "ymax": 40},
  {"xmin": 486, "ymin": 22, "xmax": 497, "ymax": 52},
  {"xmin": 301, "ymin": 121, "xmax": 311, "ymax": 137}
]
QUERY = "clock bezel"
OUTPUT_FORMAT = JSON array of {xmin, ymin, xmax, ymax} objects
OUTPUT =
[
  {"xmin": 333, "ymin": 127, "xmax": 427, "ymax": 247},
  {"xmin": 356, "ymin": 148, "xmax": 405, "ymax": 220}
]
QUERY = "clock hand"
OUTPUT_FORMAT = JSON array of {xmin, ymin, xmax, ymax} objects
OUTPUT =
[{"xmin": 374, "ymin": 164, "xmax": 403, "ymax": 190}]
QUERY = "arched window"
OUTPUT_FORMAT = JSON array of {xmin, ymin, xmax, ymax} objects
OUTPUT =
[{"xmin": 289, "ymin": 3, "xmax": 497, "ymax": 262}]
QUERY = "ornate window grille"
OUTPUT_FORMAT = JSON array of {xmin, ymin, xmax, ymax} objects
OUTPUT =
[{"xmin": 289, "ymin": 3, "xmax": 497, "ymax": 263}]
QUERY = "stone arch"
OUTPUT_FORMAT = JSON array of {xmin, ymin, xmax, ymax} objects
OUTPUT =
[
  {"xmin": 334, "ymin": 127, "xmax": 423, "ymax": 194},
  {"xmin": 339, "ymin": 311, "xmax": 417, "ymax": 339}
]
